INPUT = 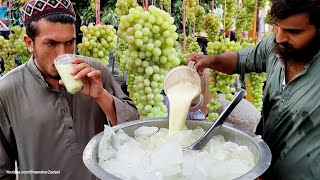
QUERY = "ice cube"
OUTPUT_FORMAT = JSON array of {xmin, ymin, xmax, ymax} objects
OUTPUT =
[
  {"xmin": 116, "ymin": 129, "xmax": 134, "ymax": 145},
  {"xmin": 98, "ymin": 125, "xmax": 119, "ymax": 161},
  {"xmin": 134, "ymin": 126, "xmax": 159, "ymax": 139},
  {"xmin": 151, "ymin": 141, "xmax": 183, "ymax": 166}
]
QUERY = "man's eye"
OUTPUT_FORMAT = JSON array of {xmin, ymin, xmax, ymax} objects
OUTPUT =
[
  {"xmin": 67, "ymin": 41, "xmax": 75, "ymax": 45},
  {"xmin": 47, "ymin": 42, "xmax": 56, "ymax": 46},
  {"xmin": 288, "ymin": 30, "xmax": 302, "ymax": 34}
]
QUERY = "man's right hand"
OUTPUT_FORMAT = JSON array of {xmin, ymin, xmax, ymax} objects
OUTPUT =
[{"xmin": 186, "ymin": 53, "xmax": 214, "ymax": 76}]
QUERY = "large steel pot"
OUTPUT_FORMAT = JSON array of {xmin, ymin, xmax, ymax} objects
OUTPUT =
[{"xmin": 83, "ymin": 118, "xmax": 271, "ymax": 180}]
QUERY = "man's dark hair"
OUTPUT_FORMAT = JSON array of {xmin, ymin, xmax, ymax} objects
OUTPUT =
[
  {"xmin": 270, "ymin": 0, "xmax": 320, "ymax": 27},
  {"xmin": 26, "ymin": 14, "xmax": 76, "ymax": 41}
]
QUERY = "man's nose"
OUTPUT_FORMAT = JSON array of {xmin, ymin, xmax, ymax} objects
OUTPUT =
[
  {"xmin": 275, "ymin": 28, "xmax": 289, "ymax": 44},
  {"xmin": 56, "ymin": 44, "xmax": 67, "ymax": 57}
]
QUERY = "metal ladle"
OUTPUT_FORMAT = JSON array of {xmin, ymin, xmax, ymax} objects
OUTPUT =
[{"xmin": 183, "ymin": 88, "xmax": 247, "ymax": 151}]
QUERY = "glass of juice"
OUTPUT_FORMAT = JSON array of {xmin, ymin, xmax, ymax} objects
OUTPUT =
[{"xmin": 54, "ymin": 54, "xmax": 83, "ymax": 94}]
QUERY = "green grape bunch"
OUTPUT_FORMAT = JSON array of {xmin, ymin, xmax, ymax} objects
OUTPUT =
[
  {"xmin": 202, "ymin": 13, "xmax": 221, "ymax": 42},
  {"xmin": 160, "ymin": 0, "xmax": 171, "ymax": 12},
  {"xmin": 246, "ymin": 72, "xmax": 266, "ymax": 112},
  {"xmin": 0, "ymin": 36, "xmax": 16, "ymax": 74},
  {"xmin": 115, "ymin": 0, "xmax": 137, "ymax": 22},
  {"xmin": 77, "ymin": 23, "xmax": 117, "ymax": 65},
  {"xmin": 205, "ymin": 38, "xmax": 241, "ymax": 120},
  {"xmin": 195, "ymin": 5, "xmax": 205, "ymax": 35},
  {"xmin": 241, "ymin": 39, "xmax": 266, "ymax": 112},
  {"xmin": 222, "ymin": 0, "xmax": 237, "ymax": 30},
  {"xmin": 117, "ymin": 5, "xmax": 181, "ymax": 118},
  {"xmin": 183, "ymin": 0, "xmax": 199, "ymax": 23},
  {"xmin": 235, "ymin": 0, "xmax": 255, "ymax": 39},
  {"xmin": 10, "ymin": 26, "xmax": 31, "ymax": 64},
  {"xmin": 90, "ymin": 0, "xmax": 96, "ymax": 12}
]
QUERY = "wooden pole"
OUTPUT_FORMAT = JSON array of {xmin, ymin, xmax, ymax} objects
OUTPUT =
[
  {"xmin": 95, "ymin": 0, "xmax": 101, "ymax": 24},
  {"xmin": 8, "ymin": 0, "xmax": 12, "ymax": 34},
  {"xmin": 212, "ymin": 0, "xmax": 215, "ymax": 14},
  {"xmin": 253, "ymin": 0, "xmax": 258, "ymax": 40},
  {"xmin": 145, "ymin": 0, "xmax": 148, "ymax": 10},
  {"xmin": 182, "ymin": 0, "xmax": 187, "ymax": 53},
  {"xmin": 170, "ymin": 0, "xmax": 172, "ymax": 14}
]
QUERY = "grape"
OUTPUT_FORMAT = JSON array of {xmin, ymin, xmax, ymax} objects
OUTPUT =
[
  {"xmin": 90, "ymin": 0, "xmax": 96, "ymax": 12},
  {"xmin": 235, "ymin": 0, "xmax": 255, "ymax": 39},
  {"xmin": 241, "ymin": 39, "xmax": 266, "ymax": 112},
  {"xmin": 0, "ymin": 36, "xmax": 16, "ymax": 74},
  {"xmin": 178, "ymin": 35, "xmax": 202, "ymax": 54},
  {"xmin": 202, "ymin": 14, "xmax": 220, "ymax": 42},
  {"xmin": 258, "ymin": 0, "xmax": 268, "ymax": 9},
  {"xmin": 205, "ymin": 38, "xmax": 240, "ymax": 120},
  {"xmin": 115, "ymin": 0, "xmax": 137, "ymax": 22},
  {"xmin": 0, "ymin": 25, "xmax": 31, "ymax": 74},
  {"xmin": 117, "ymin": 5, "xmax": 181, "ymax": 118},
  {"xmin": 195, "ymin": 5, "xmax": 205, "ymax": 35},
  {"xmin": 160, "ymin": 0, "xmax": 170, "ymax": 12},
  {"xmin": 78, "ymin": 23, "xmax": 117, "ymax": 65},
  {"xmin": 246, "ymin": 72, "xmax": 266, "ymax": 112},
  {"xmin": 183, "ymin": 0, "xmax": 199, "ymax": 23},
  {"xmin": 222, "ymin": 0, "xmax": 237, "ymax": 30}
]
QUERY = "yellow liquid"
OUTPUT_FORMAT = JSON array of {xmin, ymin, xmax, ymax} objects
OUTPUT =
[
  {"xmin": 56, "ymin": 64, "xmax": 83, "ymax": 94},
  {"xmin": 167, "ymin": 83, "xmax": 200, "ymax": 133}
]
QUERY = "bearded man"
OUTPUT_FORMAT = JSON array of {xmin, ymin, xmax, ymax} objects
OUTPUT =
[{"xmin": 187, "ymin": 0, "xmax": 320, "ymax": 179}]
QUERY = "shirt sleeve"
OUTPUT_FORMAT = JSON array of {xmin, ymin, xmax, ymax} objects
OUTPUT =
[
  {"xmin": 0, "ymin": 100, "xmax": 16, "ymax": 180},
  {"xmin": 236, "ymin": 35, "xmax": 275, "ymax": 75}
]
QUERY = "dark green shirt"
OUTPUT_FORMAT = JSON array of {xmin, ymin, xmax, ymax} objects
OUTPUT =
[{"xmin": 237, "ymin": 35, "xmax": 320, "ymax": 179}]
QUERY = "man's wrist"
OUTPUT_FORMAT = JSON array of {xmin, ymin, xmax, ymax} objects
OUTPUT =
[{"xmin": 94, "ymin": 89, "xmax": 112, "ymax": 103}]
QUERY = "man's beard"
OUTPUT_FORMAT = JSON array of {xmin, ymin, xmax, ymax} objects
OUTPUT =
[
  {"xmin": 33, "ymin": 49, "xmax": 61, "ymax": 80},
  {"xmin": 274, "ymin": 33, "xmax": 320, "ymax": 64}
]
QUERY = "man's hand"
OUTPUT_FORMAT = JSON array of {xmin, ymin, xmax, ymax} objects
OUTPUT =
[
  {"xmin": 186, "ymin": 53, "xmax": 213, "ymax": 76},
  {"xmin": 61, "ymin": 58, "xmax": 104, "ymax": 99}
]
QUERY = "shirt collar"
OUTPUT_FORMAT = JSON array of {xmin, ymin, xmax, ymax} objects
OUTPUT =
[{"xmin": 25, "ymin": 56, "xmax": 51, "ymax": 89}]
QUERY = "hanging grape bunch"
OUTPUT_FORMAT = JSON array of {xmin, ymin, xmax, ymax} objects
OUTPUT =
[
  {"xmin": 0, "ymin": 36, "xmax": 16, "ymax": 74},
  {"xmin": 10, "ymin": 26, "xmax": 31, "ymax": 64},
  {"xmin": 240, "ymin": 39, "xmax": 266, "ymax": 112},
  {"xmin": 184, "ymin": 0, "xmax": 199, "ymax": 23},
  {"xmin": 90, "ymin": 0, "xmax": 97, "ymax": 11},
  {"xmin": 195, "ymin": 5, "xmax": 205, "ymax": 35},
  {"xmin": 160, "ymin": 0, "xmax": 171, "ymax": 12},
  {"xmin": 205, "ymin": 38, "xmax": 242, "ymax": 120},
  {"xmin": 115, "ymin": 0, "xmax": 137, "ymax": 21},
  {"xmin": 202, "ymin": 14, "xmax": 220, "ymax": 42},
  {"xmin": 222, "ymin": 0, "xmax": 237, "ymax": 29},
  {"xmin": 77, "ymin": 23, "xmax": 117, "ymax": 65},
  {"xmin": 178, "ymin": 35, "xmax": 201, "ymax": 54},
  {"xmin": 235, "ymin": 0, "xmax": 255, "ymax": 40},
  {"xmin": 117, "ymin": 5, "xmax": 181, "ymax": 118},
  {"xmin": 113, "ymin": 39, "xmax": 128, "ymax": 76},
  {"xmin": 246, "ymin": 72, "xmax": 266, "ymax": 112}
]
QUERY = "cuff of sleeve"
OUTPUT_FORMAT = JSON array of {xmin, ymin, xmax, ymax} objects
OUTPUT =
[{"xmin": 236, "ymin": 50, "xmax": 248, "ymax": 75}]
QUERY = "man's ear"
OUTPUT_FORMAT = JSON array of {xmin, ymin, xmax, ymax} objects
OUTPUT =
[{"xmin": 23, "ymin": 35, "xmax": 34, "ymax": 54}]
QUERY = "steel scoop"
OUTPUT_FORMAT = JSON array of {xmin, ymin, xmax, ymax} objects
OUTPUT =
[{"xmin": 183, "ymin": 88, "xmax": 247, "ymax": 151}]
